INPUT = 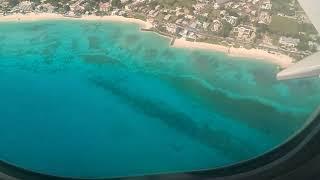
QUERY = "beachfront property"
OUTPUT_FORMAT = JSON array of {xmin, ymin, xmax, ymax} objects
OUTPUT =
[
  {"xmin": 35, "ymin": 3, "xmax": 55, "ymax": 13},
  {"xmin": 279, "ymin": 36, "xmax": 300, "ymax": 48},
  {"xmin": 211, "ymin": 20, "xmax": 223, "ymax": 32},
  {"xmin": 232, "ymin": 25, "xmax": 256, "ymax": 42},
  {"xmin": 99, "ymin": 2, "xmax": 111, "ymax": 12},
  {"xmin": 0, "ymin": 0, "xmax": 319, "ymax": 61},
  {"xmin": 10, "ymin": 1, "xmax": 34, "ymax": 13}
]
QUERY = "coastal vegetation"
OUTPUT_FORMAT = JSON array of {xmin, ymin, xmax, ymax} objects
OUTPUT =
[
  {"xmin": 269, "ymin": 15, "xmax": 317, "ymax": 36},
  {"xmin": 271, "ymin": 0, "xmax": 296, "ymax": 16},
  {"xmin": 157, "ymin": 0, "xmax": 196, "ymax": 9}
]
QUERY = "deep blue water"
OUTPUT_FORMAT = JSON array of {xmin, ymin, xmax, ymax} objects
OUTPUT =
[{"xmin": 0, "ymin": 20, "xmax": 319, "ymax": 178}]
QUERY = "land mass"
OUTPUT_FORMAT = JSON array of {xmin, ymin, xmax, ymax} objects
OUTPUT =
[
  {"xmin": 0, "ymin": 0, "xmax": 319, "ymax": 67},
  {"xmin": 0, "ymin": 12, "xmax": 293, "ymax": 68}
]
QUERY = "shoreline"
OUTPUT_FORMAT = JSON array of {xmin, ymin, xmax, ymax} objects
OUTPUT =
[
  {"xmin": 0, "ymin": 13, "xmax": 153, "ymax": 29},
  {"xmin": 0, "ymin": 13, "xmax": 293, "ymax": 68},
  {"xmin": 172, "ymin": 39, "xmax": 293, "ymax": 68}
]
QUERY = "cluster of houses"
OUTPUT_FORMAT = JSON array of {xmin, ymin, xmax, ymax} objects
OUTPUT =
[
  {"xmin": 138, "ymin": 0, "xmax": 273, "ymax": 43},
  {"xmin": 7, "ymin": 1, "xmax": 34, "ymax": 13},
  {"xmin": 279, "ymin": 36, "xmax": 300, "ymax": 52}
]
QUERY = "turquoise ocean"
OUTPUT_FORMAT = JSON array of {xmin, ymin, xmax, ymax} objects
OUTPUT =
[{"xmin": 0, "ymin": 21, "xmax": 319, "ymax": 178}]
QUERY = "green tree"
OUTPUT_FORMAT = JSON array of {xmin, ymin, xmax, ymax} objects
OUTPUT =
[
  {"xmin": 149, "ymin": 1, "xmax": 159, "ymax": 9},
  {"xmin": 111, "ymin": 0, "xmax": 122, "ymax": 8},
  {"xmin": 255, "ymin": 24, "xmax": 269, "ymax": 40},
  {"xmin": 238, "ymin": 15, "xmax": 250, "ymax": 25},
  {"xmin": 271, "ymin": 0, "xmax": 295, "ymax": 16},
  {"xmin": 256, "ymin": 23, "xmax": 269, "ymax": 34},
  {"xmin": 226, "ymin": 9, "xmax": 239, "ymax": 17},
  {"xmin": 84, "ymin": 3, "xmax": 93, "ymax": 12},
  {"xmin": 311, "ymin": 46, "xmax": 318, "ymax": 53},
  {"xmin": 8, "ymin": 0, "xmax": 19, "ymax": 7},
  {"xmin": 63, "ymin": 5, "xmax": 70, "ymax": 13},
  {"xmin": 297, "ymin": 40, "xmax": 309, "ymax": 51},
  {"xmin": 31, "ymin": 0, "xmax": 42, "ymax": 5},
  {"xmin": 220, "ymin": 21, "xmax": 233, "ymax": 37},
  {"xmin": 316, "ymin": 36, "xmax": 320, "ymax": 44},
  {"xmin": 45, "ymin": 0, "xmax": 61, "ymax": 8}
]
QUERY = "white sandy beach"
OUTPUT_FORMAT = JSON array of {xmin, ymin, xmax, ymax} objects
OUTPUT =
[
  {"xmin": 173, "ymin": 38, "xmax": 293, "ymax": 68},
  {"xmin": 229, "ymin": 47, "xmax": 293, "ymax": 68},
  {"xmin": 0, "ymin": 13, "xmax": 153, "ymax": 29},
  {"xmin": 0, "ymin": 13, "xmax": 293, "ymax": 67}
]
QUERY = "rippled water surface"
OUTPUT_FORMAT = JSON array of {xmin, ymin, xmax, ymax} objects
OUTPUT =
[{"xmin": 0, "ymin": 21, "xmax": 319, "ymax": 178}]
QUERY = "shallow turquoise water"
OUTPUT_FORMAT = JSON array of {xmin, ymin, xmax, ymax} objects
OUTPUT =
[{"xmin": 0, "ymin": 20, "xmax": 319, "ymax": 178}]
